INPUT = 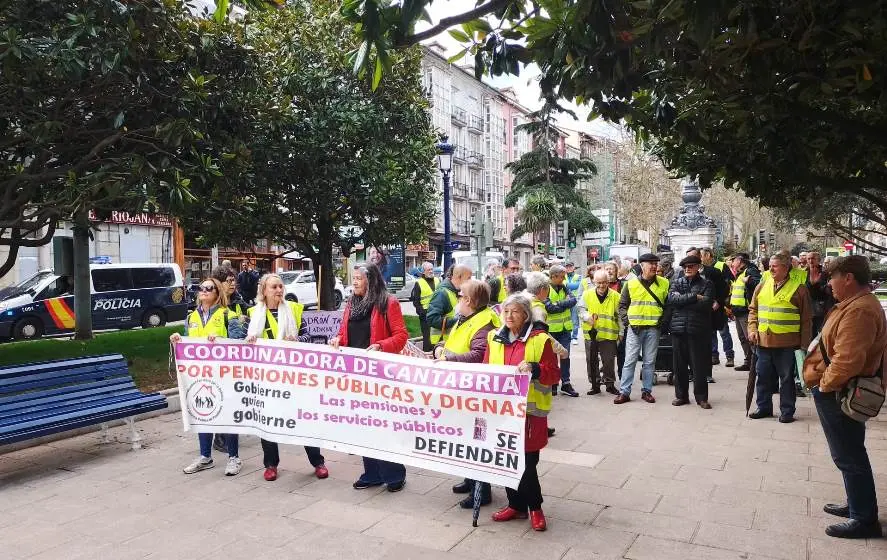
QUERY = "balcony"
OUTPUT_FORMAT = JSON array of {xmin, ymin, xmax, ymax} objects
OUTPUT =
[
  {"xmin": 453, "ymin": 145, "xmax": 468, "ymax": 163},
  {"xmin": 468, "ymin": 188, "xmax": 485, "ymax": 203},
  {"xmin": 451, "ymin": 181, "xmax": 469, "ymax": 199},
  {"xmin": 455, "ymin": 219, "xmax": 471, "ymax": 235},
  {"xmin": 451, "ymin": 106, "xmax": 468, "ymax": 126},
  {"xmin": 467, "ymin": 150, "xmax": 485, "ymax": 169},
  {"xmin": 468, "ymin": 114, "xmax": 484, "ymax": 134}
]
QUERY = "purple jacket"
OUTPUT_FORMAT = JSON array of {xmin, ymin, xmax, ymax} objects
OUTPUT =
[{"xmin": 440, "ymin": 323, "xmax": 496, "ymax": 363}]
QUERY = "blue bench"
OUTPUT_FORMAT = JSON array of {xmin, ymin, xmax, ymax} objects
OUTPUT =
[{"xmin": 0, "ymin": 354, "xmax": 167, "ymax": 450}]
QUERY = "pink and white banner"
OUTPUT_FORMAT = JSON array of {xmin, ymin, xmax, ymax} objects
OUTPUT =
[{"xmin": 174, "ymin": 338, "xmax": 529, "ymax": 486}]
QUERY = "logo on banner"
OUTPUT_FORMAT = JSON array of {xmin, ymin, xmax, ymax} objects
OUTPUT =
[{"xmin": 186, "ymin": 380, "xmax": 224, "ymax": 422}]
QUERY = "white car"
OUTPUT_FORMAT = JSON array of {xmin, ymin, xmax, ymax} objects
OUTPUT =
[
  {"xmin": 280, "ymin": 270, "xmax": 345, "ymax": 309},
  {"xmin": 392, "ymin": 274, "xmax": 418, "ymax": 302}
]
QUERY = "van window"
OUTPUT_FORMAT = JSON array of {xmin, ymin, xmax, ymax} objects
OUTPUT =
[
  {"xmin": 132, "ymin": 267, "xmax": 176, "ymax": 288},
  {"xmin": 35, "ymin": 277, "xmax": 73, "ymax": 301},
  {"xmin": 92, "ymin": 269, "xmax": 133, "ymax": 292}
]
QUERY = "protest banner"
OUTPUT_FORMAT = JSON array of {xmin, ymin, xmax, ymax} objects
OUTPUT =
[
  {"xmin": 174, "ymin": 338, "xmax": 529, "ymax": 487},
  {"xmin": 301, "ymin": 310, "xmax": 344, "ymax": 344}
]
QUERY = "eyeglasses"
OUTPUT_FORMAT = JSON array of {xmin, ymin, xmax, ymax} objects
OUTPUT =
[
  {"xmin": 225, "ymin": 278, "xmax": 236, "ymax": 283},
  {"xmin": 198, "ymin": 285, "xmax": 217, "ymax": 293}
]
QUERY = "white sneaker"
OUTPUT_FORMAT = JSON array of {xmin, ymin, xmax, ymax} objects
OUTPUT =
[
  {"xmin": 183, "ymin": 456, "xmax": 214, "ymax": 474},
  {"xmin": 571, "ymin": 339, "xmax": 579, "ymax": 346},
  {"xmin": 225, "ymin": 456, "xmax": 243, "ymax": 476}
]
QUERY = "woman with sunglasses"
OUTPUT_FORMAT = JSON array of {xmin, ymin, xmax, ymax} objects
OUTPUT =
[
  {"xmin": 171, "ymin": 277, "xmax": 247, "ymax": 476},
  {"xmin": 246, "ymin": 273, "xmax": 328, "ymax": 482},
  {"xmin": 330, "ymin": 263, "xmax": 409, "ymax": 491}
]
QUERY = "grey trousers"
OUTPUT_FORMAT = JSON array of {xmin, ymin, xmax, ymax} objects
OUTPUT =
[
  {"xmin": 586, "ymin": 338, "xmax": 617, "ymax": 386},
  {"xmin": 735, "ymin": 313, "xmax": 753, "ymax": 366}
]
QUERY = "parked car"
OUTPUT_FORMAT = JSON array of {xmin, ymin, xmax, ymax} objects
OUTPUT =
[
  {"xmin": 280, "ymin": 270, "xmax": 345, "ymax": 309},
  {"xmin": 392, "ymin": 274, "xmax": 419, "ymax": 302}
]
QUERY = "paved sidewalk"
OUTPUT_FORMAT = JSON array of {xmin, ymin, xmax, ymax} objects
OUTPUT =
[{"xmin": 1, "ymin": 334, "xmax": 886, "ymax": 560}]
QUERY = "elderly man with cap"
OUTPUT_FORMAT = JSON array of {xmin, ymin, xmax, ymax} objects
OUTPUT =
[
  {"xmin": 616, "ymin": 253, "xmax": 669, "ymax": 404},
  {"xmin": 666, "ymin": 254, "xmax": 715, "ymax": 408},
  {"xmin": 564, "ymin": 261, "xmax": 583, "ymax": 345}
]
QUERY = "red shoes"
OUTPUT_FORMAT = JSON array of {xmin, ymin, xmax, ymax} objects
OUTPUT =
[
  {"xmin": 492, "ymin": 507, "xmax": 528, "ymax": 522},
  {"xmin": 492, "ymin": 507, "xmax": 546, "ymax": 531},
  {"xmin": 530, "ymin": 509, "xmax": 547, "ymax": 531},
  {"xmin": 263, "ymin": 466, "xmax": 278, "ymax": 481},
  {"xmin": 314, "ymin": 464, "xmax": 329, "ymax": 479}
]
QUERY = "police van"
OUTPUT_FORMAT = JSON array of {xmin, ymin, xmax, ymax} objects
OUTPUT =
[{"xmin": 0, "ymin": 263, "xmax": 187, "ymax": 340}]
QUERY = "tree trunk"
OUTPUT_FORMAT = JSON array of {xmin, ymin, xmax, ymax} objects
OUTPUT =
[
  {"xmin": 314, "ymin": 220, "xmax": 337, "ymax": 311},
  {"xmin": 72, "ymin": 211, "xmax": 93, "ymax": 340}
]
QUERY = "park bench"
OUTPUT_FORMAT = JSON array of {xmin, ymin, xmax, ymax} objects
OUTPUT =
[{"xmin": 0, "ymin": 354, "xmax": 167, "ymax": 450}]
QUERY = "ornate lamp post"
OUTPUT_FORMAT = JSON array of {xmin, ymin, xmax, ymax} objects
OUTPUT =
[{"xmin": 436, "ymin": 136, "xmax": 455, "ymax": 271}]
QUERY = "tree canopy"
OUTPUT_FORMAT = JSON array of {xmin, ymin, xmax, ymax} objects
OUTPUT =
[{"xmin": 345, "ymin": 0, "xmax": 887, "ymax": 215}]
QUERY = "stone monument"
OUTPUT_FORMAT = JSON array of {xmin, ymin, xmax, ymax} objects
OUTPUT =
[{"xmin": 664, "ymin": 177, "xmax": 717, "ymax": 257}]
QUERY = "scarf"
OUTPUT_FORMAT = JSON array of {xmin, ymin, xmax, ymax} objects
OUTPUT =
[
  {"xmin": 348, "ymin": 294, "xmax": 375, "ymax": 322},
  {"xmin": 247, "ymin": 300, "xmax": 297, "ymax": 340}
]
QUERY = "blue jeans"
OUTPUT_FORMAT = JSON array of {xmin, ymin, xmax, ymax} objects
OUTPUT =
[
  {"xmin": 620, "ymin": 327, "xmax": 658, "ymax": 395},
  {"xmin": 199, "ymin": 433, "xmax": 238, "ymax": 458},
  {"xmin": 359, "ymin": 457, "xmax": 406, "ymax": 486},
  {"xmin": 570, "ymin": 307, "xmax": 580, "ymax": 340},
  {"xmin": 755, "ymin": 347, "xmax": 796, "ymax": 417},
  {"xmin": 711, "ymin": 324, "xmax": 733, "ymax": 359},
  {"xmin": 551, "ymin": 330, "xmax": 572, "ymax": 384},
  {"xmin": 813, "ymin": 387, "xmax": 879, "ymax": 523}
]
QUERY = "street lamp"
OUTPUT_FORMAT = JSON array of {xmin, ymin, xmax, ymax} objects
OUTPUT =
[{"xmin": 436, "ymin": 135, "xmax": 455, "ymax": 271}]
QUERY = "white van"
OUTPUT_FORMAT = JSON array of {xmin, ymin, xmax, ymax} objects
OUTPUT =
[
  {"xmin": 452, "ymin": 250, "xmax": 505, "ymax": 277},
  {"xmin": 0, "ymin": 263, "xmax": 187, "ymax": 340}
]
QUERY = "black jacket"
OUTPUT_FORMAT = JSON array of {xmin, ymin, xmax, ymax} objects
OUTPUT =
[
  {"xmin": 701, "ymin": 264, "xmax": 728, "ymax": 330},
  {"xmin": 733, "ymin": 264, "xmax": 761, "ymax": 315},
  {"xmin": 666, "ymin": 274, "xmax": 714, "ymax": 335}
]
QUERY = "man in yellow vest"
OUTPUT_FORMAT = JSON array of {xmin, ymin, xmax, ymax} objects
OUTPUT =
[
  {"xmin": 579, "ymin": 269, "xmax": 621, "ymax": 395},
  {"xmin": 616, "ymin": 253, "xmax": 668, "ymax": 404},
  {"xmin": 729, "ymin": 253, "xmax": 761, "ymax": 372},
  {"xmin": 748, "ymin": 252, "xmax": 813, "ymax": 423},
  {"xmin": 545, "ymin": 265, "xmax": 579, "ymax": 397},
  {"xmin": 427, "ymin": 264, "xmax": 472, "ymax": 344},
  {"xmin": 485, "ymin": 259, "xmax": 509, "ymax": 305},
  {"xmin": 409, "ymin": 261, "xmax": 439, "ymax": 351}
]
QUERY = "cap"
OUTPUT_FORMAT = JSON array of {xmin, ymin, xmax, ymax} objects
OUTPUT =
[
  {"xmin": 680, "ymin": 255, "xmax": 702, "ymax": 267},
  {"xmin": 638, "ymin": 253, "xmax": 660, "ymax": 264},
  {"xmin": 564, "ymin": 261, "xmax": 575, "ymax": 267}
]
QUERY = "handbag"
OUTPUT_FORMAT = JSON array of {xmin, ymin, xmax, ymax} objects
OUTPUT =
[{"xmin": 819, "ymin": 339, "xmax": 886, "ymax": 422}]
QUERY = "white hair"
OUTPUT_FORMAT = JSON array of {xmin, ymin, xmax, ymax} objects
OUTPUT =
[
  {"xmin": 593, "ymin": 269, "xmax": 609, "ymax": 283},
  {"xmin": 501, "ymin": 293, "xmax": 545, "ymax": 324},
  {"xmin": 525, "ymin": 271, "xmax": 550, "ymax": 295}
]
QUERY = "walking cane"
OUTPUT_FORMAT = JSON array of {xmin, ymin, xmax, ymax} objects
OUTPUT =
[{"xmin": 471, "ymin": 481, "xmax": 482, "ymax": 527}]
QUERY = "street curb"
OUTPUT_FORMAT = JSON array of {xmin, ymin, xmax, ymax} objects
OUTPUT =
[{"xmin": 0, "ymin": 387, "xmax": 181, "ymax": 456}]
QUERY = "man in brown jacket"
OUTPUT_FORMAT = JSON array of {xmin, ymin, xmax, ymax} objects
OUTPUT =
[
  {"xmin": 748, "ymin": 253, "xmax": 812, "ymax": 423},
  {"xmin": 803, "ymin": 256, "xmax": 885, "ymax": 539}
]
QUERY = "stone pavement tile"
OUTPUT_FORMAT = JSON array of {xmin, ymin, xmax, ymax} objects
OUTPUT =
[
  {"xmin": 380, "ymin": 542, "xmax": 482, "ymax": 560},
  {"xmin": 709, "ymin": 485, "xmax": 808, "ymax": 515},
  {"xmin": 807, "ymin": 497, "xmax": 887, "ymax": 519},
  {"xmin": 536, "ymin": 474, "xmax": 579, "ymax": 498},
  {"xmin": 674, "ymin": 465, "xmax": 765, "ymax": 491},
  {"xmin": 0, "ymin": 522, "xmax": 75, "ymax": 559},
  {"xmin": 693, "ymin": 522, "xmax": 806, "ymax": 560},
  {"xmin": 364, "ymin": 484, "xmax": 459, "ymax": 516},
  {"xmin": 295, "ymin": 477, "xmax": 385, "ymax": 505},
  {"xmin": 28, "ymin": 538, "xmax": 153, "ymax": 560},
  {"xmin": 809, "ymin": 465, "xmax": 887, "ymax": 491},
  {"xmin": 451, "ymin": 529, "xmax": 569, "ymax": 560},
  {"xmin": 653, "ymin": 494, "xmax": 755, "ymax": 528},
  {"xmin": 14, "ymin": 494, "xmax": 107, "ymax": 526},
  {"xmin": 60, "ymin": 510, "xmax": 174, "ymax": 545},
  {"xmin": 545, "ymin": 463, "xmax": 629, "ymax": 488},
  {"xmin": 210, "ymin": 510, "xmax": 317, "ymax": 546},
  {"xmin": 522, "ymin": 519, "xmax": 638, "ymax": 558},
  {"xmin": 559, "ymin": 548, "xmax": 616, "ymax": 560},
  {"xmin": 591, "ymin": 455, "xmax": 681, "ymax": 478},
  {"xmin": 47, "ymin": 476, "xmax": 128, "ymax": 501},
  {"xmin": 537, "ymin": 495, "xmax": 605, "ymax": 524},
  {"xmin": 645, "ymin": 449, "xmax": 727, "ymax": 470},
  {"xmin": 223, "ymin": 485, "xmax": 317, "ymax": 516},
  {"xmin": 573, "ymin": 440, "xmax": 653, "ymax": 461},
  {"xmin": 761, "ymin": 478, "xmax": 847, "ymax": 502},
  {"xmin": 625, "ymin": 535, "xmax": 773, "ymax": 560},
  {"xmin": 695, "ymin": 443, "xmax": 769, "ymax": 463},
  {"xmin": 566, "ymin": 482, "xmax": 661, "ymax": 513},
  {"xmin": 363, "ymin": 512, "xmax": 475, "ymax": 551},
  {"xmin": 766, "ymin": 450, "xmax": 836, "ymax": 469},
  {"xmin": 434, "ymin": 505, "xmax": 531, "ymax": 537},
  {"xmin": 289, "ymin": 498, "xmax": 392, "ymax": 532},
  {"xmin": 399, "ymin": 472, "xmax": 449, "ymax": 495},
  {"xmin": 808, "ymin": 536, "xmax": 887, "ymax": 560},
  {"xmin": 123, "ymin": 526, "xmax": 238, "ymax": 559},
  {"xmin": 724, "ymin": 459, "xmax": 809, "ymax": 482},
  {"xmin": 0, "ymin": 482, "xmax": 59, "ymax": 514},
  {"xmin": 592, "ymin": 506, "xmax": 696, "ymax": 542},
  {"xmin": 733, "ymin": 436, "xmax": 810, "ymax": 454},
  {"xmin": 623, "ymin": 474, "xmax": 716, "ymax": 498}
]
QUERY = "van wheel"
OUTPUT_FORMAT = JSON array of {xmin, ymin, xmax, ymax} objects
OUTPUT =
[
  {"xmin": 14, "ymin": 317, "xmax": 44, "ymax": 340},
  {"xmin": 334, "ymin": 290, "xmax": 343, "ymax": 308},
  {"xmin": 142, "ymin": 309, "xmax": 166, "ymax": 328}
]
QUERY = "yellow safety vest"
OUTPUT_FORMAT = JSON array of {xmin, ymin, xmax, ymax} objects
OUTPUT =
[
  {"xmin": 531, "ymin": 298, "xmax": 547, "ymax": 322},
  {"xmin": 581, "ymin": 289, "xmax": 620, "ymax": 341},
  {"xmin": 730, "ymin": 271, "xmax": 747, "ymax": 307},
  {"xmin": 495, "ymin": 274, "xmax": 507, "ymax": 303},
  {"xmin": 763, "ymin": 268, "xmax": 808, "ymax": 285},
  {"xmin": 247, "ymin": 301, "xmax": 304, "ymax": 339},
  {"xmin": 714, "ymin": 261, "xmax": 726, "ymax": 272},
  {"xmin": 487, "ymin": 330, "xmax": 552, "ymax": 417},
  {"xmin": 444, "ymin": 307, "xmax": 501, "ymax": 354},
  {"xmin": 187, "ymin": 307, "xmax": 231, "ymax": 338},
  {"xmin": 418, "ymin": 277, "xmax": 439, "ymax": 310},
  {"xmin": 430, "ymin": 287, "xmax": 459, "ymax": 344},
  {"xmin": 756, "ymin": 276, "xmax": 802, "ymax": 334},
  {"xmin": 230, "ymin": 302, "xmax": 247, "ymax": 316},
  {"xmin": 580, "ymin": 277, "xmax": 593, "ymax": 294},
  {"xmin": 547, "ymin": 285, "xmax": 573, "ymax": 333},
  {"xmin": 626, "ymin": 277, "xmax": 669, "ymax": 327}
]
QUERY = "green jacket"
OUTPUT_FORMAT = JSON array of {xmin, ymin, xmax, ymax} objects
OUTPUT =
[{"xmin": 427, "ymin": 279, "xmax": 459, "ymax": 334}]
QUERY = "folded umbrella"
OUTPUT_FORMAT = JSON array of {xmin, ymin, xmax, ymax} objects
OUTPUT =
[{"xmin": 745, "ymin": 349, "xmax": 757, "ymax": 416}]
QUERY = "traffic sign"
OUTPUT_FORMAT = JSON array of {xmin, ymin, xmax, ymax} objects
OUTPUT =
[
  {"xmin": 843, "ymin": 241, "xmax": 854, "ymax": 251},
  {"xmin": 448, "ymin": 242, "xmax": 461, "ymax": 249}
]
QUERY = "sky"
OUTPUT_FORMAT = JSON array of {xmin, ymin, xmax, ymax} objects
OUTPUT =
[{"xmin": 419, "ymin": 0, "xmax": 623, "ymax": 141}]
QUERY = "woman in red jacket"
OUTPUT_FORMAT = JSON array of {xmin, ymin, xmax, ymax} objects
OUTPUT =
[
  {"xmin": 330, "ymin": 263, "xmax": 409, "ymax": 491},
  {"xmin": 483, "ymin": 293, "xmax": 560, "ymax": 531}
]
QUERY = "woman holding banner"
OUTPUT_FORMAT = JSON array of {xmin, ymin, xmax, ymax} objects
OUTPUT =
[
  {"xmin": 483, "ymin": 293, "xmax": 559, "ymax": 532},
  {"xmin": 171, "ymin": 277, "xmax": 246, "ymax": 476},
  {"xmin": 246, "ymin": 273, "xmax": 329, "ymax": 483},
  {"xmin": 330, "ymin": 263, "xmax": 409, "ymax": 492},
  {"xmin": 434, "ymin": 279, "xmax": 500, "ymax": 508}
]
